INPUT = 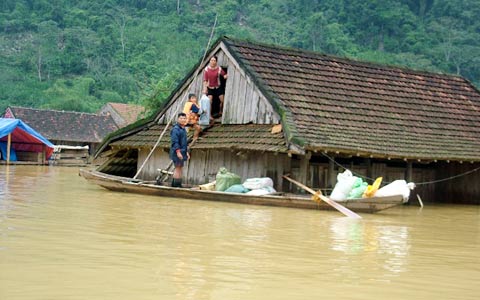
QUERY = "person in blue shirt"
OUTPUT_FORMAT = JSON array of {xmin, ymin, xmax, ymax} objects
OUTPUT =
[{"xmin": 170, "ymin": 113, "xmax": 189, "ymax": 187}]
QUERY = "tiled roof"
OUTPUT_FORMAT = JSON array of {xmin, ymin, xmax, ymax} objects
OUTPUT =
[
  {"xmin": 223, "ymin": 38, "xmax": 480, "ymax": 161},
  {"xmin": 107, "ymin": 102, "xmax": 145, "ymax": 125},
  {"xmin": 6, "ymin": 106, "xmax": 119, "ymax": 143},
  {"xmin": 110, "ymin": 123, "xmax": 287, "ymax": 153}
]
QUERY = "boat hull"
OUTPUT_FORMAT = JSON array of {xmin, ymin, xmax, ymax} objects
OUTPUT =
[{"xmin": 79, "ymin": 169, "xmax": 403, "ymax": 213}]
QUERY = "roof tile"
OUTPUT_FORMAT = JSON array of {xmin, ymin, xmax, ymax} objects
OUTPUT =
[
  {"xmin": 6, "ymin": 106, "xmax": 119, "ymax": 143},
  {"xmin": 224, "ymin": 38, "xmax": 480, "ymax": 160}
]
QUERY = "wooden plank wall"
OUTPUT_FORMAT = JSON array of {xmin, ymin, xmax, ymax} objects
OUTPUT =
[
  {"xmin": 137, "ymin": 148, "xmax": 171, "ymax": 180},
  {"xmin": 137, "ymin": 147, "xmax": 291, "ymax": 191},
  {"xmin": 136, "ymin": 148, "xmax": 479, "ymax": 203},
  {"xmin": 159, "ymin": 44, "xmax": 280, "ymax": 125},
  {"xmin": 186, "ymin": 150, "xmax": 290, "ymax": 191},
  {"xmin": 426, "ymin": 162, "xmax": 480, "ymax": 204}
]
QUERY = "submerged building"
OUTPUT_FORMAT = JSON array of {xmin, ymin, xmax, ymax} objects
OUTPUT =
[{"xmin": 95, "ymin": 37, "xmax": 480, "ymax": 204}]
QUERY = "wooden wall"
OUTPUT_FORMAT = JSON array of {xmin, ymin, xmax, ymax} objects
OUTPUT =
[
  {"xmin": 136, "ymin": 148, "xmax": 479, "ymax": 203},
  {"xmin": 431, "ymin": 162, "xmax": 480, "ymax": 204},
  {"xmin": 301, "ymin": 155, "xmax": 480, "ymax": 204},
  {"xmin": 158, "ymin": 43, "xmax": 280, "ymax": 125},
  {"xmin": 137, "ymin": 148, "xmax": 291, "ymax": 191}
]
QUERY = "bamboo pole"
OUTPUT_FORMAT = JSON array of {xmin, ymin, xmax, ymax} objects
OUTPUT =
[{"xmin": 6, "ymin": 133, "xmax": 11, "ymax": 164}]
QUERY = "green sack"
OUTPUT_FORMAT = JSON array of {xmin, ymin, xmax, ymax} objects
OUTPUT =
[
  {"xmin": 215, "ymin": 167, "xmax": 241, "ymax": 191},
  {"xmin": 225, "ymin": 184, "xmax": 250, "ymax": 193},
  {"xmin": 347, "ymin": 179, "xmax": 368, "ymax": 199}
]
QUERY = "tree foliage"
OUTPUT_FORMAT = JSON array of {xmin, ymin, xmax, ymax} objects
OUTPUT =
[{"xmin": 0, "ymin": 0, "xmax": 479, "ymax": 113}]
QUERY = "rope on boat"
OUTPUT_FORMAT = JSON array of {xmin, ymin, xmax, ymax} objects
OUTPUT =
[
  {"xmin": 133, "ymin": 14, "xmax": 218, "ymax": 180},
  {"xmin": 320, "ymin": 152, "xmax": 480, "ymax": 186}
]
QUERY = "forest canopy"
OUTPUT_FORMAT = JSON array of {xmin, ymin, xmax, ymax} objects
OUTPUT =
[{"xmin": 1, "ymin": 0, "xmax": 479, "ymax": 113}]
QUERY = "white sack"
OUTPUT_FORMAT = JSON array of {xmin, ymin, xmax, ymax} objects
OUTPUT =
[
  {"xmin": 243, "ymin": 177, "xmax": 274, "ymax": 190},
  {"xmin": 374, "ymin": 180, "xmax": 416, "ymax": 203},
  {"xmin": 329, "ymin": 170, "xmax": 358, "ymax": 201}
]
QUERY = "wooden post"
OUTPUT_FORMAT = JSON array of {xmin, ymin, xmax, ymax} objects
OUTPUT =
[
  {"xmin": 282, "ymin": 155, "xmax": 291, "ymax": 192},
  {"xmin": 6, "ymin": 133, "xmax": 11, "ymax": 164},
  {"xmin": 42, "ymin": 145, "xmax": 46, "ymax": 164},
  {"xmin": 328, "ymin": 158, "xmax": 335, "ymax": 188},
  {"xmin": 298, "ymin": 152, "xmax": 311, "ymax": 187},
  {"xmin": 366, "ymin": 158, "xmax": 372, "ymax": 182},
  {"xmin": 406, "ymin": 161, "xmax": 413, "ymax": 181}
]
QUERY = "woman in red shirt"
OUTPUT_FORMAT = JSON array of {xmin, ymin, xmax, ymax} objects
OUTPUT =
[{"xmin": 203, "ymin": 56, "xmax": 227, "ymax": 117}]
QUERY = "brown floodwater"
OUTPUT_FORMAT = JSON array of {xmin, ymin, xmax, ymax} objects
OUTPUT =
[{"xmin": 0, "ymin": 165, "xmax": 479, "ymax": 299}]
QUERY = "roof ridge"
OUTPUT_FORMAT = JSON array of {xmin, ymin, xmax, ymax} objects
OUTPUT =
[
  {"xmin": 9, "ymin": 105, "xmax": 102, "ymax": 116},
  {"xmin": 223, "ymin": 36, "xmax": 466, "ymax": 82}
]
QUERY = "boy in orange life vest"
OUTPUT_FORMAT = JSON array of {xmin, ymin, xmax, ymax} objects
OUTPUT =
[
  {"xmin": 183, "ymin": 93, "xmax": 201, "ymax": 142},
  {"xmin": 203, "ymin": 56, "xmax": 227, "ymax": 116}
]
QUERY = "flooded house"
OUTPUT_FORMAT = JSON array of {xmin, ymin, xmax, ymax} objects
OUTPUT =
[
  {"xmin": 4, "ymin": 106, "xmax": 119, "ymax": 164},
  {"xmin": 95, "ymin": 37, "xmax": 480, "ymax": 204},
  {"xmin": 98, "ymin": 102, "xmax": 146, "ymax": 128}
]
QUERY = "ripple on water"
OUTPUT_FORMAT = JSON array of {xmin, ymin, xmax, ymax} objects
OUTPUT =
[{"xmin": 0, "ymin": 166, "xmax": 479, "ymax": 300}]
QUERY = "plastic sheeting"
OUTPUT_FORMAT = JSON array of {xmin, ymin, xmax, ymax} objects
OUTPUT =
[{"xmin": 0, "ymin": 118, "xmax": 54, "ymax": 160}]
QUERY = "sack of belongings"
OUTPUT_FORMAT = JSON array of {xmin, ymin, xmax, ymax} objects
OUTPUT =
[
  {"xmin": 242, "ymin": 177, "xmax": 273, "ymax": 190},
  {"xmin": 363, "ymin": 177, "xmax": 383, "ymax": 198},
  {"xmin": 347, "ymin": 177, "xmax": 369, "ymax": 199},
  {"xmin": 330, "ymin": 170, "xmax": 358, "ymax": 201},
  {"xmin": 199, "ymin": 181, "xmax": 216, "ymax": 191},
  {"xmin": 374, "ymin": 180, "xmax": 415, "ymax": 203},
  {"xmin": 245, "ymin": 186, "xmax": 276, "ymax": 196},
  {"xmin": 225, "ymin": 184, "xmax": 250, "ymax": 193},
  {"xmin": 215, "ymin": 167, "xmax": 241, "ymax": 191}
]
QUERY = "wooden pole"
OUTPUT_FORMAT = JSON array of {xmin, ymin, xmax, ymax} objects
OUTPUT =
[
  {"xmin": 6, "ymin": 133, "xmax": 11, "ymax": 164},
  {"xmin": 283, "ymin": 175, "xmax": 362, "ymax": 219}
]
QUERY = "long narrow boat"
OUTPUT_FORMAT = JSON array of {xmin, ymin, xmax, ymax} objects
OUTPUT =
[{"xmin": 79, "ymin": 169, "xmax": 404, "ymax": 213}]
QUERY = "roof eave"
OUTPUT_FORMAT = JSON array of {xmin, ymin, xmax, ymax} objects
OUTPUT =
[{"xmin": 303, "ymin": 145, "xmax": 480, "ymax": 163}]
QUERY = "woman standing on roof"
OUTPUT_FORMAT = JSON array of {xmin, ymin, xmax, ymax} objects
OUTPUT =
[{"xmin": 203, "ymin": 56, "xmax": 227, "ymax": 117}]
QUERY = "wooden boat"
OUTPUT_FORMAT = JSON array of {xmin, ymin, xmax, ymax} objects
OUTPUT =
[{"xmin": 79, "ymin": 169, "xmax": 404, "ymax": 213}]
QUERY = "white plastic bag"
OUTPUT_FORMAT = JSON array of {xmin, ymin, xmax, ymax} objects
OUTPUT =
[
  {"xmin": 374, "ymin": 180, "xmax": 415, "ymax": 203},
  {"xmin": 243, "ymin": 177, "xmax": 273, "ymax": 190},
  {"xmin": 329, "ymin": 170, "xmax": 358, "ymax": 201},
  {"xmin": 245, "ymin": 186, "xmax": 276, "ymax": 196}
]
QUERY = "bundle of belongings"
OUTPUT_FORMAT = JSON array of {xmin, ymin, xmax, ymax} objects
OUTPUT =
[
  {"xmin": 329, "ymin": 169, "xmax": 415, "ymax": 203},
  {"xmin": 198, "ymin": 167, "xmax": 276, "ymax": 195}
]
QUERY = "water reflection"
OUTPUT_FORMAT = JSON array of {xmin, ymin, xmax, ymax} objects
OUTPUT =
[
  {"xmin": 0, "ymin": 165, "xmax": 10, "ymax": 200},
  {"xmin": 330, "ymin": 218, "xmax": 365, "ymax": 254},
  {"xmin": 330, "ymin": 217, "xmax": 409, "ymax": 280}
]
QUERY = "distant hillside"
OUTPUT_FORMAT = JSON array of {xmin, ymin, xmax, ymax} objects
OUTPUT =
[{"xmin": 1, "ymin": 0, "xmax": 479, "ymax": 113}]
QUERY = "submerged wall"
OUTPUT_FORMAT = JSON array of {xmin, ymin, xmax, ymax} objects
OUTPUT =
[
  {"xmin": 137, "ymin": 148, "xmax": 290, "ymax": 191},
  {"xmin": 135, "ymin": 148, "xmax": 480, "ymax": 204}
]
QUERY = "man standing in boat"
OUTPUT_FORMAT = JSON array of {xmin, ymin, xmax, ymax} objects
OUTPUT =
[{"xmin": 170, "ymin": 113, "xmax": 189, "ymax": 187}]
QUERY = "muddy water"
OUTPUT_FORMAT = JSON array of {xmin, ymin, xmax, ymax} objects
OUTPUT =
[{"xmin": 1, "ymin": 165, "xmax": 479, "ymax": 299}]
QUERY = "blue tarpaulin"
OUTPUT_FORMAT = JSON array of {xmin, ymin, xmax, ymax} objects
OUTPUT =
[{"xmin": 0, "ymin": 118, "xmax": 54, "ymax": 160}]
